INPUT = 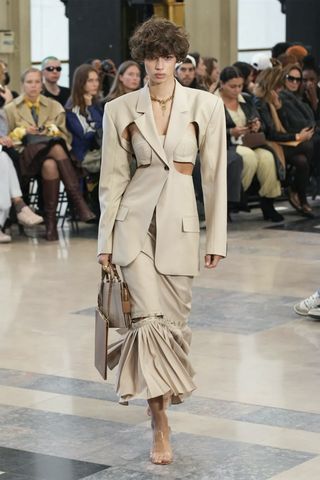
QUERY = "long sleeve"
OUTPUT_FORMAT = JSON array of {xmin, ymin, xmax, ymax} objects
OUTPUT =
[
  {"xmin": 256, "ymin": 100, "xmax": 296, "ymax": 142},
  {"xmin": 97, "ymin": 103, "xmax": 131, "ymax": 255},
  {"xmin": 200, "ymin": 97, "xmax": 227, "ymax": 257}
]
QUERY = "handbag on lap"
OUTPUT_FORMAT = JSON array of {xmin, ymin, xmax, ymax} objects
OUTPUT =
[
  {"xmin": 94, "ymin": 265, "xmax": 131, "ymax": 380},
  {"xmin": 242, "ymin": 132, "xmax": 267, "ymax": 149}
]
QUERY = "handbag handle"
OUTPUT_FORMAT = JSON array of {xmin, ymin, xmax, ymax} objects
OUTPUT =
[
  {"xmin": 98, "ymin": 265, "xmax": 114, "ymax": 316},
  {"xmin": 98, "ymin": 264, "xmax": 131, "ymax": 325}
]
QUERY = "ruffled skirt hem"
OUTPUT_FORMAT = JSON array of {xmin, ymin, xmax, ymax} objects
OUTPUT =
[{"xmin": 107, "ymin": 316, "xmax": 196, "ymax": 405}]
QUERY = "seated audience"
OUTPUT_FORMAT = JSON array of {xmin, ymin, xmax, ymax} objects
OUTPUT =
[
  {"xmin": 217, "ymin": 66, "xmax": 282, "ymax": 222},
  {"xmin": 302, "ymin": 56, "xmax": 320, "ymax": 125},
  {"xmin": 285, "ymin": 45, "xmax": 308, "ymax": 67},
  {"xmin": 0, "ymin": 62, "xmax": 13, "ymax": 108},
  {"xmin": 105, "ymin": 60, "xmax": 141, "ymax": 102},
  {"xmin": 251, "ymin": 53, "xmax": 272, "ymax": 82},
  {"xmin": 66, "ymin": 64, "xmax": 103, "ymax": 215},
  {"xmin": 203, "ymin": 57, "xmax": 220, "ymax": 92},
  {"xmin": 271, "ymin": 42, "xmax": 291, "ymax": 59},
  {"xmin": 233, "ymin": 61, "xmax": 255, "ymax": 95},
  {"xmin": 278, "ymin": 63, "xmax": 320, "ymax": 206},
  {"xmin": 175, "ymin": 55, "xmax": 198, "ymax": 88},
  {"xmin": 0, "ymin": 143, "xmax": 43, "ymax": 243},
  {"xmin": 0, "ymin": 60, "xmax": 17, "ymax": 108},
  {"xmin": 4, "ymin": 67, "xmax": 95, "ymax": 241},
  {"xmin": 189, "ymin": 52, "xmax": 207, "ymax": 90},
  {"xmin": 254, "ymin": 64, "xmax": 314, "ymax": 216},
  {"xmin": 41, "ymin": 56, "xmax": 70, "ymax": 107},
  {"xmin": 66, "ymin": 64, "xmax": 103, "ymax": 165}
]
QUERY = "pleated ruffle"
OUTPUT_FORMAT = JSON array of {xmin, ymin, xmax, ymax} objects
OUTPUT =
[{"xmin": 107, "ymin": 316, "xmax": 196, "ymax": 405}]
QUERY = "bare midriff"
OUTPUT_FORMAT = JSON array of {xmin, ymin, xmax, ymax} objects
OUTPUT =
[{"xmin": 173, "ymin": 161, "xmax": 194, "ymax": 175}]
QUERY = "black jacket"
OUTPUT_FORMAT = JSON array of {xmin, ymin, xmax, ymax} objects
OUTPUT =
[
  {"xmin": 254, "ymin": 97, "xmax": 296, "ymax": 142},
  {"xmin": 302, "ymin": 86, "xmax": 320, "ymax": 126},
  {"xmin": 278, "ymin": 90, "xmax": 315, "ymax": 133},
  {"xmin": 224, "ymin": 93, "xmax": 261, "ymax": 146}
]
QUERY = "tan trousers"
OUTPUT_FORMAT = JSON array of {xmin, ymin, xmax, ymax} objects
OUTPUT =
[
  {"xmin": 109, "ymin": 217, "xmax": 196, "ymax": 405},
  {"xmin": 236, "ymin": 146, "xmax": 281, "ymax": 198}
]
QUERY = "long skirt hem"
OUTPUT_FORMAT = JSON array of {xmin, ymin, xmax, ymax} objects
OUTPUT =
[{"xmin": 107, "ymin": 316, "xmax": 196, "ymax": 405}]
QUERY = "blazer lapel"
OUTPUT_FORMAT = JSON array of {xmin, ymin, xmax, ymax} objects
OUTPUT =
[
  {"xmin": 18, "ymin": 101, "xmax": 36, "ymax": 126},
  {"xmin": 38, "ymin": 97, "xmax": 49, "ymax": 127},
  {"xmin": 164, "ymin": 80, "xmax": 190, "ymax": 160},
  {"xmin": 134, "ymin": 83, "xmax": 168, "ymax": 165}
]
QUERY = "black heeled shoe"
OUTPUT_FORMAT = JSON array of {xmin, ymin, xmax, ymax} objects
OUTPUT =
[{"xmin": 260, "ymin": 197, "xmax": 284, "ymax": 223}]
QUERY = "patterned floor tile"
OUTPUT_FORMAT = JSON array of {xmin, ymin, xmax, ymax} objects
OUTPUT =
[{"xmin": 0, "ymin": 447, "xmax": 109, "ymax": 480}]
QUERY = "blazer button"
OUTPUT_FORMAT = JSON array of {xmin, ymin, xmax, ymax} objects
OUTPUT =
[{"xmin": 164, "ymin": 165, "xmax": 169, "ymax": 170}]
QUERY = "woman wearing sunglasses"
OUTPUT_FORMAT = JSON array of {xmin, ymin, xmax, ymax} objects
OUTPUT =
[
  {"xmin": 41, "ymin": 56, "xmax": 70, "ymax": 107},
  {"xmin": 277, "ymin": 63, "xmax": 320, "ymax": 214}
]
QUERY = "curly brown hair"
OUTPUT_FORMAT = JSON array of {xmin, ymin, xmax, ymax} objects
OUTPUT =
[{"xmin": 129, "ymin": 16, "xmax": 189, "ymax": 62}]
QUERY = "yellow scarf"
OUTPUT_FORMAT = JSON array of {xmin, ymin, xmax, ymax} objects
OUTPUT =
[{"xmin": 24, "ymin": 97, "xmax": 40, "ymax": 121}]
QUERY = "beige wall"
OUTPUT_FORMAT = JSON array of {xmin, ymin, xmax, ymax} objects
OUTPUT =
[
  {"xmin": 185, "ymin": 0, "xmax": 238, "ymax": 68},
  {"xmin": 0, "ymin": 0, "xmax": 31, "ymax": 92}
]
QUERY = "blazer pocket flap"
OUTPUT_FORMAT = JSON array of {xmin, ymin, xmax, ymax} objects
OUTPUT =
[
  {"xmin": 182, "ymin": 216, "xmax": 200, "ymax": 233},
  {"xmin": 115, "ymin": 205, "xmax": 129, "ymax": 221}
]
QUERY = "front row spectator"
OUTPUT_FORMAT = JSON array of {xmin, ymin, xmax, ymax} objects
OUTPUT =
[
  {"xmin": 0, "ymin": 146, "xmax": 43, "ymax": 242},
  {"xmin": 66, "ymin": 64, "xmax": 103, "ymax": 167},
  {"xmin": 217, "ymin": 66, "xmax": 283, "ymax": 222},
  {"xmin": 66, "ymin": 64, "xmax": 103, "ymax": 215},
  {"xmin": 4, "ymin": 67, "xmax": 95, "ymax": 241},
  {"xmin": 254, "ymin": 65, "xmax": 314, "ymax": 216}
]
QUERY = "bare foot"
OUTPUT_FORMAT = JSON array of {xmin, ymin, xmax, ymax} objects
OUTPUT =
[{"xmin": 150, "ymin": 427, "xmax": 173, "ymax": 465}]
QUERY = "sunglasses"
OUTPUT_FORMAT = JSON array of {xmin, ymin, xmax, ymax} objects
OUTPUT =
[
  {"xmin": 286, "ymin": 75, "xmax": 302, "ymax": 83},
  {"xmin": 45, "ymin": 66, "xmax": 62, "ymax": 72}
]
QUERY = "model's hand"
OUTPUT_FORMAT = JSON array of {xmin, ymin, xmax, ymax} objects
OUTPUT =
[
  {"xmin": 0, "ymin": 136, "xmax": 13, "ymax": 148},
  {"xmin": 98, "ymin": 253, "xmax": 111, "ymax": 268},
  {"xmin": 204, "ymin": 254, "xmax": 224, "ymax": 269}
]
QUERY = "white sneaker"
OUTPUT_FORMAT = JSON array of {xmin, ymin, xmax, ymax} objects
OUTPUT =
[
  {"xmin": 0, "ymin": 230, "xmax": 12, "ymax": 243},
  {"xmin": 308, "ymin": 307, "xmax": 320, "ymax": 319},
  {"xmin": 294, "ymin": 291, "xmax": 320, "ymax": 316},
  {"xmin": 17, "ymin": 206, "xmax": 43, "ymax": 227}
]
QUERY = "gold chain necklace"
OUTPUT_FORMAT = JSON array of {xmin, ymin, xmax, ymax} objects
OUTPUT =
[{"xmin": 150, "ymin": 93, "xmax": 174, "ymax": 115}]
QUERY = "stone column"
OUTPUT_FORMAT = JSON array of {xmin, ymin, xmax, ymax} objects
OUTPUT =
[
  {"xmin": 184, "ymin": 0, "xmax": 238, "ymax": 67},
  {"xmin": 0, "ymin": 0, "xmax": 31, "ymax": 91}
]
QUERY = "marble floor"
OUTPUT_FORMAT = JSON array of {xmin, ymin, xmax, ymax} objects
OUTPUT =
[{"xmin": 1, "ymin": 199, "xmax": 320, "ymax": 479}]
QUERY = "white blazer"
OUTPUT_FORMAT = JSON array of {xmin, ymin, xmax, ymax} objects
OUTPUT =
[{"xmin": 98, "ymin": 80, "xmax": 227, "ymax": 276}]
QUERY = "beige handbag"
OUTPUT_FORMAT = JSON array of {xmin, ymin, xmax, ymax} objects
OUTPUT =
[
  {"xmin": 94, "ymin": 265, "xmax": 131, "ymax": 380},
  {"xmin": 100, "ymin": 265, "xmax": 131, "ymax": 328}
]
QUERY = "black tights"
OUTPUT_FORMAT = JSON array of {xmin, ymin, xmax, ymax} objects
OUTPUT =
[{"xmin": 284, "ymin": 141, "xmax": 313, "ymax": 204}]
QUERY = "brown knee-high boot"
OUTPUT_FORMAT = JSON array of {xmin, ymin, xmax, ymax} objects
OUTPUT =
[
  {"xmin": 56, "ymin": 158, "xmax": 95, "ymax": 222},
  {"xmin": 42, "ymin": 178, "xmax": 60, "ymax": 241}
]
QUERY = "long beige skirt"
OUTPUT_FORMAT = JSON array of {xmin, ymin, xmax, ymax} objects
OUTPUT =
[{"xmin": 108, "ymin": 216, "xmax": 196, "ymax": 405}]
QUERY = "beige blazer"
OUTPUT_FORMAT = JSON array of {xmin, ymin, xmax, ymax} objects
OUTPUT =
[
  {"xmin": 4, "ymin": 94, "xmax": 71, "ymax": 150},
  {"xmin": 98, "ymin": 80, "xmax": 227, "ymax": 276}
]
